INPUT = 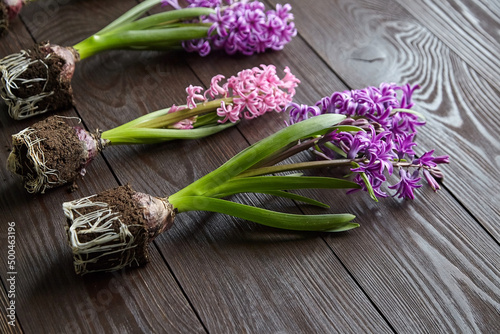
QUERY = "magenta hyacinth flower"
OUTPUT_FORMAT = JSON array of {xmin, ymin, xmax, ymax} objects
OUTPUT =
[
  {"xmin": 288, "ymin": 83, "xmax": 449, "ymax": 200},
  {"xmin": 389, "ymin": 169, "xmax": 422, "ymax": 200},
  {"xmin": 162, "ymin": 0, "xmax": 297, "ymax": 56}
]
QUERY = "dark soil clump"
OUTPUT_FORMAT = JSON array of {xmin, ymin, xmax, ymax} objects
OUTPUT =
[
  {"xmin": 67, "ymin": 185, "xmax": 151, "ymax": 274},
  {"xmin": 15, "ymin": 43, "xmax": 75, "ymax": 113},
  {"xmin": 10, "ymin": 116, "xmax": 86, "ymax": 193}
]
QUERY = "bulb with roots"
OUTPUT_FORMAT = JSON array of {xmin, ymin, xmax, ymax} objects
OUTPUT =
[
  {"xmin": 0, "ymin": 42, "xmax": 79, "ymax": 120},
  {"xmin": 64, "ymin": 185, "xmax": 175, "ymax": 275},
  {"xmin": 7, "ymin": 116, "xmax": 107, "ymax": 194}
]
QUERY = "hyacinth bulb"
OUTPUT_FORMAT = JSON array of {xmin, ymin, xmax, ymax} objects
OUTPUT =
[
  {"xmin": 7, "ymin": 116, "xmax": 104, "ymax": 194},
  {"xmin": 64, "ymin": 185, "xmax": 175, "ymax": 275},
  {"xmin": 0, "ymin": 42, "xmax": 79, "ymax": 119}
]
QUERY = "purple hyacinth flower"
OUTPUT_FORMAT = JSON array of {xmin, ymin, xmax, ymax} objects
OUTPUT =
[
  {"xmin": 161, "ymin": 0, "xmax": 233, "ymax": 9},
  {"xmin": 389, "ymin": 169, "xmax": 422, "ymax": 200},
  {"xmin": 394, "ymin": 133, "xmax": 417, "ymax": 160},
  {"xmin": 286, "ymin": 82, "xmax": 448, "ymax": 201},
  {"xmin": 347, "ymin": 173, "xmax": 388, "ymax": 198},
  {"xmin": 181, "ymin": 1, "xmax": 297, "ymax": 56},
  {"xmin": 423, "ymin": 169, "xmax": 441, "ymax": 191},
  {"xmin": 339, "ymin": 131, "xmax": 368, "ymax": 160},
  {"xmin": 413, "ymin": 150, "xmax": 450, "ymax": 168},
  {"xmin": 287, "ymin": 103, "xmax": 322, "ymax": 125}
]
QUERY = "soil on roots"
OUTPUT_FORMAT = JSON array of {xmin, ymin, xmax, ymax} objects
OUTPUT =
[
  {"xmin": 70, "ymin": 185, "xmax": 151, "ymax": 273},
  {"xmin": 15, "ymin": 43, "xmax": 75, "ymax": 113},
  {"xmin": 13, "ymin": 116, "xmax": 86, "ymax": 189}
]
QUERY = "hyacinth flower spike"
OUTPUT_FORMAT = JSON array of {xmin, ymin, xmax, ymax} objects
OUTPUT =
[
  {"xmin": 63, "ymin": 114, "xmax": 368, "ymax": 275},
  {"xmin": 0, "ymin": 0, "xmax": 297, "ymax": 119},
  {"xmin": 8, "ymin": 64, "xmax": 299, "ymax": 194},
  {"xmin": 287, "ymin": 83, "xmax": 449, "ymax": 201}
]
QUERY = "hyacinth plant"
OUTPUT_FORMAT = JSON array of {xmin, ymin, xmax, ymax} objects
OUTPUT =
[
  {"xmin": 8, "ymin": 64, "xmax": 299, "ymax": 194},
  {"xmin": 287, "ymin": 83, "xmax": 449, "ymax": 200},
  {"xmin": 63, "ymin": 84, "xmax": 449, "ymax": 275},
  {"xmin": 63, "ymin": 114, "xmax": 366, "ymax": 275},
  {"xmin": 0, "ymin": 0, "xmax": 297, "ymax": 120}
]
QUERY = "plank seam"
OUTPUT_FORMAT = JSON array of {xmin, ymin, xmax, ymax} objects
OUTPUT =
[
  {"xmin": 320, "ymin": 237, "xmax": 398, "ymax": 334},
  {"xmin": 151, "ymin": 242, "xmax": 210, "ymax": 334}
]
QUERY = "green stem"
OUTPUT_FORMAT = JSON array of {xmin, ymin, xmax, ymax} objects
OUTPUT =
[
  {"xmin": 74, "ymin": 25, "xmax": 211, "ymax": 60},
  {"xmin": 193, "ymin": 113, "xmax": 225, "ymax": 127},
  {"xmin": 251, "ymin": 137, "xmax": 320, "ymax": 169},
  {"xmin": 100, "ymin": 97, "xmax": 236, "ymax": 145},
  {"xmin": 169, "ymin": 196, "xmax": 358, "ymax": 232},
  {"xmin": 257, "ymin": 191, "xmax": 330, "ymax": 208},
  {"xmin": 238, "ymin": 159, "xmax": 361, "ymax": 178},
  {"xmin": 95, "ymin": 0, "xmax": 162, "ymax": 35},
  {"xmin": 108, "ymin": 107, "xmax": 175, "ymax": 132},
  {"xmin": 321, "ymin": 141, "xmax": 346, "ymax": 157},
  {"xmin": 170, "ymin": 114, "xmax": 346, "ymax": 200},
  {"xmin": 101, "ymin": 122, "xmax": 235, "ymax": 145},
  {"xmin": 105, "ymin": 7, "xmax": 215, "ymax": 35},
  {"xmin": 203, "ymin": 175, "xmax": 360, "ymax": 198},
  {"xmin": 135, "ymin": 98, "xmax": 233, "ymax": 129},
  {"xmin": 391, "ymin": 108, "xmax": 425, "ymax": 120}
]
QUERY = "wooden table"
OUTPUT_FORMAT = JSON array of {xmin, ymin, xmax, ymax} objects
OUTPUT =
[{"xmin": 1, "ymin": 0, "xmax": 499, "ymax": 333}]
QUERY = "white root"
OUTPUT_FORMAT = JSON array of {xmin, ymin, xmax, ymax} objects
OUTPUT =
[
  {"xmin": 64, "ymin": 195, "xmax": 142, "ymax": 275},
  {"xmin": 9, "ymin": 127, "xmax": 62, "ymax": 194},
  {"xmin": 0, "ymin": 50, "xmax": 54, "ymax": 120}
]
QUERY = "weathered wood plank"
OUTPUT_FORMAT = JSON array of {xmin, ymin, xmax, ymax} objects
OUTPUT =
[
  {"xmin": 159, "ymin": 207, "xmax": 394, "ymax": 333},
  {"xmin": 393, "ymin": 0, "xmax": 500, "ymax": 92},
  {"xmin": 258, "ymin": 0, "xmax": 500, "ymax": 331},
  {"xmin": 59, "ymin": 3, "xmax": 399, "ymax": 332},
  {"xmin": 1, "ymin": 0, "xmax": 499, "ymax": 333},
  {"xmin": 0, "ymin": 278, "xmax": 23, "ymax": 333},
  {"xmin": 292, "ymin": 177, "xmax": 500, "ymax": 333},
  {"xmin": 21, "ymin": 0, "xmax": 135, "ymax": 47},
  {"xmin": 0, "ymin": 1, "xmax": 206, "ymax": 333},
  {"xmin": 266, "ymin": 0, "xmax": 500, "ymax": 240}
]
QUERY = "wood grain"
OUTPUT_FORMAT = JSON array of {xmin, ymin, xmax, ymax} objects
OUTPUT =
[
  {"xmin": 288, "ymin": 173, "xmax": 500, "ymax": 332},
  {"xmin": 61, "ymin": 4, "xmax": 398, "ymax": 330},
  {"xmin": 266, "ymin": 0, "xmax": 500, "ymax": 240},
  {"xmin": 1, "ymin": 0, "xmax": 499, "ymax": 333},
  {"xmin": 0, "ymin": 1, "xmax": 206, "ymax": 333},
  {"xmin": 259, "ymin": 0, "xmax": 500, "ymax": 331},
  {"xmin": 0, "ymin": 278, "xmax": 23, "ymax": 333},
  {"xmin": 393, "ymin": 0, "xmax": 500, "ymax": 92}
]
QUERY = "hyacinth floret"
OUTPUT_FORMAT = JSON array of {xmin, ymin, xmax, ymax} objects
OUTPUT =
[
  {"xmin": 162, "ymin": 0, "xmax": 297, "ymax": 56},
  {"xmin": 287, "ymin": 104, "xmax": 322, "ymax": 125},
  {"xmin": 287, "ymin": 83, "xmax": 449, "ymax": 200},
  {"xmin": 171, "ymin": 64, "xmax": 299, "ymax": 128},
  {"xmin": 162, "ymin": 0, "xmax": 234, "ymax": 10},
  {"xmin": 314, "ymin": 83, "xmax": 424, "ymax": 133},
  {"xmin": 388, "ymin": 169, "xmax": 422, "ymax": 200}
]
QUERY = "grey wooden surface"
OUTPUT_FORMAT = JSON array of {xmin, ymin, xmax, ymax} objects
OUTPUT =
[{"xmin": 1, "ymin": 0, "xmax": 499, "ymax": 333}]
